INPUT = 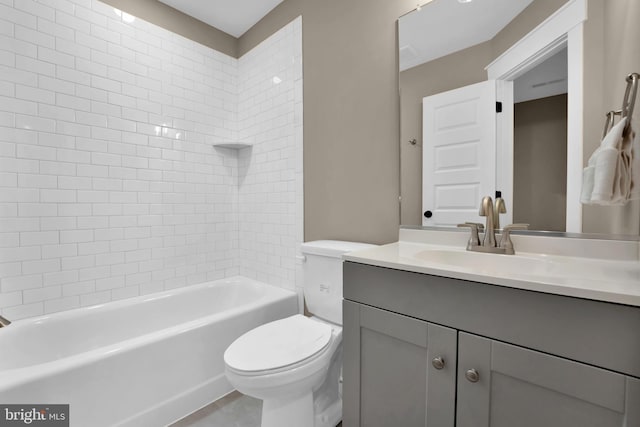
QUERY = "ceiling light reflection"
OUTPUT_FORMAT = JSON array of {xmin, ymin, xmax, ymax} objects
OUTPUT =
[{"xmin": 113, "ymin": 8, "xmax": 136, "ymax": 23}]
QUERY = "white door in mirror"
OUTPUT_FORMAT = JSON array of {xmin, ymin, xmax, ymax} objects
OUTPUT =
[{"xmin": 422, "ymin": 80, "xmax": 498, "ymax": 226}]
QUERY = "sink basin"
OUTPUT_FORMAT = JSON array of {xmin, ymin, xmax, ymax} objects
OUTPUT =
[
  {"xmin": 413, "ymin": 247, "xmax": 640, "ymax": 284},
  {"xmin": 414, "ymin": 249, "xmax": 552, "ymax": 276}
]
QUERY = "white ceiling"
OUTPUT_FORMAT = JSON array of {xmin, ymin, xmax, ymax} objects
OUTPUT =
[
  {"xmin": 158, "ymin": 0, "xmax": 286, "ymax": 37},
  {"xmin": 399, "ymin": 0, "xmax": 535, "ymax": 71}
]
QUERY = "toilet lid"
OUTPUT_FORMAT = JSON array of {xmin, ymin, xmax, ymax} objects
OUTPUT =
[{"xmin": 224, "ymin": 314, "xmax": 332, "ymax": 372}]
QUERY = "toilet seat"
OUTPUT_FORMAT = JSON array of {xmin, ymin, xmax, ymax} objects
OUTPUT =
[{"xmin": 224, "ymin": 315, "xmax": 333, "ymax": 374}]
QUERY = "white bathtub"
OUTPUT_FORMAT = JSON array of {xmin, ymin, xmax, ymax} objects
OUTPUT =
[{"xmin": 0, "ymin": 277, "xmax": 298, "ymax": 427}]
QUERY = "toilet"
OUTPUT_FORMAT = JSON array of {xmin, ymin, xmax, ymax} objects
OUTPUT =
[{"xmin": 224, "ymin": 240, "xmax": 375, "ymax": 427}]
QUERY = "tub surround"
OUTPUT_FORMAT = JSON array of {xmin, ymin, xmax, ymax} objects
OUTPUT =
[
  {"xmin": 237, "ymin": 18, "xmax": 303, "ymax": 294},
  {"xmin": 342, "ymin": 228, "xmax": 640, "ymax": 426},
  {"xmin": 0, "ymin": 277, "xmax": 298, "ymax": 427},
  {"xmin": 344, "ymin": 227, "xmax": 640, "ymax": 306},
  {"xmin": 0, "ymin": 0, "xmax": 303, "ymax": 320}
]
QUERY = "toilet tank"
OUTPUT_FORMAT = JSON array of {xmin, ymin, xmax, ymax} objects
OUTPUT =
[{"xmin": 301, "ymin": 240, "xmax": 377, "ymax": 324}]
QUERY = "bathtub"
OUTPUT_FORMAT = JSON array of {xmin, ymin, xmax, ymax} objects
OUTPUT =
[{"xmin": 0, "ymin": 277, "xmax": 298, "ymax": 427}]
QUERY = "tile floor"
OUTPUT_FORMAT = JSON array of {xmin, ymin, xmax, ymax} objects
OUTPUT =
[
  {"xmin": 170, "ymin": 392, "xmax": 261, "ymax": 427},
  {"xmin": 170, "ymin": 392, "xmax": 342, "ymax": 427}
]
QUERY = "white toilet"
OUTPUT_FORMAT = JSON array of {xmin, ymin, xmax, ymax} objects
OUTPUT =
[{"xmin": 224, "ymin": 240, "xmax": 375, "ymax": 427}]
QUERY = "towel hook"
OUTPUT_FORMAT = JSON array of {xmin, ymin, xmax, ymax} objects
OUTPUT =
[
  {"xmin": 621, "ymin": 72, "xmax": 639, "ymax": 131},
  {"xmin": 602, "ymin": 110, "xmax": 621, "ymax": 139}
]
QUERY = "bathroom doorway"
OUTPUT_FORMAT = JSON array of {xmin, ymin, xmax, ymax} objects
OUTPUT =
[{"xmin": 512, "ymin": 48, "xmax": 568, "ymax": 231}]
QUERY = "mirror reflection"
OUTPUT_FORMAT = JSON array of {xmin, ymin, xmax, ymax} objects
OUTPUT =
[
  {"xmin": 513, "ymin": 48, "xmax": 567, "ymax": 231},
  {"xmin": 399, "ymin": 0, "xmax": 640, "ymax": 236}
]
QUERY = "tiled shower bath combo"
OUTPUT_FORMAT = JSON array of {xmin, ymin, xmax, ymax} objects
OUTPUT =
[{"xmin": 0, "ymin": 1, "xmax": 303, "ymax": 425}]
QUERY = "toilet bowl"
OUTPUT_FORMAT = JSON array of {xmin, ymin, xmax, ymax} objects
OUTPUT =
[
  {"xmin": 225, "ymin": 315, "xmax": 342, "ymax": 427},
  {"xmin": 223, "ymin": 240, "xmax": 376, "ymax": 427}
]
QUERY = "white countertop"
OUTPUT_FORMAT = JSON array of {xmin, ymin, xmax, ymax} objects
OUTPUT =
[{"xmin": 343, "ymin": 228, "xmax": 640, "ymax": 307}]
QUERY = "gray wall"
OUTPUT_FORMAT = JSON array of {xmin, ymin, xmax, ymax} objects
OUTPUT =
[
  {"xmin": 514, "ymin": 94, "xmax": 568, "ymax": 231},
  {"xmin": 491, "ymin": 0, "xmax": 570, "ymax": 58},
  {"xmin": 581, "ymin": 0, "xmax": 640, "ymax": 235},
  {"xmin": 243, "ymin": 0, "xmax": 416, "ymax": 244}
]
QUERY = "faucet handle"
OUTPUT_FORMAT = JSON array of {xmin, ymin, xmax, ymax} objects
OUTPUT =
[
  {"xmin": 457, "ymin": 223, "xmax": 483, "ymax": 248},
  {"xmin": 0, "ymin": 314, "xmax": 11, "ymax": 327},
  {"xmin": 502, "ymin": 223, "xmax": 529, "ymax": 231},
  {"xmin": 499, "ymin": 223, "xmax": 529, "ymax": 254},
  {"xmin": 464, "ymin": 221, "xmax": 484, "ymax": 231}
]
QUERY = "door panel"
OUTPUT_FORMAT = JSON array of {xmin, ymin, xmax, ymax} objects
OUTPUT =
[
  {"xmin": 342, "ymin": 301, "xmax": 456, "ymax": 427},
  {"xmin": 456, "ymin": 332, "xmax": 491, "ymax": 427},
  {"xmin": 423, "ymin": 80, "xmax": 497, "ymax": 226},
  {"xmin": 457, "ymin": 332, "xmax": 640, "ymax": 427},
  {"xmin": 360, "ymin": 324, "xmax": 426, "ymax": 426},
  {"xmin": 425, "ymin": 322, "xmax": 458, "ymax": 426},
  {"xmin": 491, "ymin": 338, "xmax": 626, "ymax": 412}
]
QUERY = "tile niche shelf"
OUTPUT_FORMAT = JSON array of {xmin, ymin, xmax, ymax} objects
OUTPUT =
[{"xmin": 212, "ymin": 142, "xmax": 252, "ymax": 149}]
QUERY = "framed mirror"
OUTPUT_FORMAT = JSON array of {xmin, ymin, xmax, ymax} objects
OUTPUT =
[{"xmin": 398, "ymin": 0, "xmax": 640, "ymax": 236}]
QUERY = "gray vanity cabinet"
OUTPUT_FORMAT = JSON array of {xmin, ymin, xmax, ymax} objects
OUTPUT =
[
  {"xmin": 342, "ymin": 261, "xmax": 640, "ymax": 427},
  {"xmin": 456, "ymin": 332, "xmax": 640, "ymax": 427},
  {"xmin": 343, "ymin": 301, "xmax": 457, "ymax": 427}
]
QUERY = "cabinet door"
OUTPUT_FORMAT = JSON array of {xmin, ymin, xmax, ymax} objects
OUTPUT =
[
  {"xmin": 343, "ymin": 300, "xmax": 457, "ymax": 427},
  {"xmin": 457, "ymin": 332, "xmax": 640, "ymax": 427}
]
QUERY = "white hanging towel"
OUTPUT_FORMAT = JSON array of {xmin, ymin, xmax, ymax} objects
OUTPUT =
[{"xmin": 581, "ymin": 117, "xmax": 633, "ymax": 205}]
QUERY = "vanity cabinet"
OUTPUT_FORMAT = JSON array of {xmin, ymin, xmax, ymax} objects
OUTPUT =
[
  {"xmin": 342, "ymin": 262, "xmax": 640, "ymax": 427},
  {"xmin": 343, "ymin": 302, "xmax": 457, "ymax": 427},
  {"xmin": 455, "ymin": 333, "xmax": 639, "ymax": 427}
]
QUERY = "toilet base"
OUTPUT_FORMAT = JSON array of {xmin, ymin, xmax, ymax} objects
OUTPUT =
[
  {"xmin": 261, "ymin": 392, "xmax": 313, "ymax": 427},
  {"xmin": 315, "ymin": 397, "xmax": 341, "ymax": 427}
]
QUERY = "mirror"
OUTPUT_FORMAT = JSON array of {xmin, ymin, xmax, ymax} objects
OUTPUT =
[{"xmin": 398, "ymin": 0, "xmax": 640, "ymax": 236}]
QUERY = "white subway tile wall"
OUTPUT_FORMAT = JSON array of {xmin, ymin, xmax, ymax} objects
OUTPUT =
[
  {"xmin": 0, "ymin": 0, "xmax": 303, "ymax": 320},
  {"xmin": 237, "ymin": 17, "xmax": 303, "ymax": 293}
]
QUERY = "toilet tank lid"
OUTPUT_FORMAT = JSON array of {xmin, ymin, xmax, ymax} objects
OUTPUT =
[{"xmin": 301, "ymin": 240, "xmax": 377, "ymax": 258}]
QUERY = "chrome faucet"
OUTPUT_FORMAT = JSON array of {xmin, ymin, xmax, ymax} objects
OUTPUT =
[
  {"xmin": 458, "ymin": 195, "xmax": 529, "ymax": 255},
  {"xmin": 0, "ymin": 314, "xmax": 11, "ymax": 328},
  {"xmin": 479, "ymin": 196, "xmax": 497, "ymax": 247},
  {"xmin": 493, "ymin": 194, "xmax": 506, "ymax": 230}
]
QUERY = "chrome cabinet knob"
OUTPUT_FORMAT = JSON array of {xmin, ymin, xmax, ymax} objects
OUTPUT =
[
  {"xmin": 432, "ymin": 357, "xmax": 445, "ymax": 370},
  {"xmin": 465, "ymin": 368, "xmax": 479, "ymax": 383}
]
